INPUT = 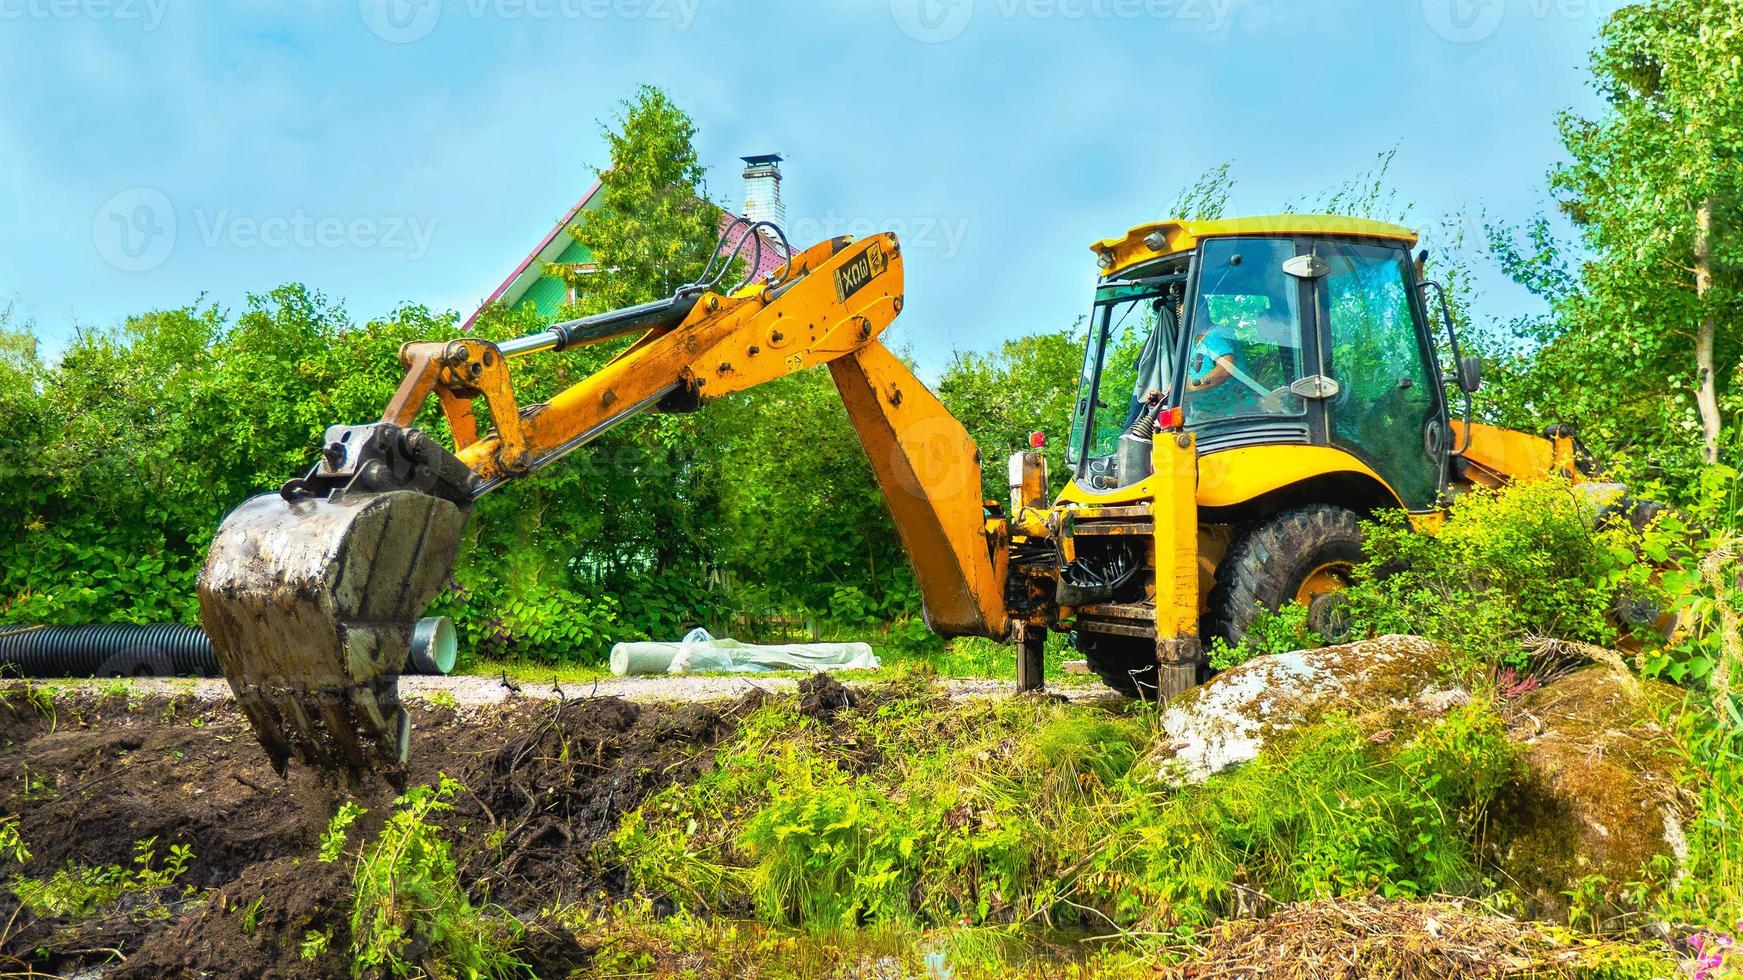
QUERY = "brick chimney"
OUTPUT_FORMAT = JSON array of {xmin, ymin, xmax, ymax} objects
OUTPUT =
[{"xmin": 740, "ymin": 154, "xmax": 786, "ymax": 228}]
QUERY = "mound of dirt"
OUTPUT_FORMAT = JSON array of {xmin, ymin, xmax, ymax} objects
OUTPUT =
[
  {"xmin": 0, "ymin": 683, "xmax": 760, "ymax": 978},
  {"xmin": 1489, "ymin": 665, "xmax": 1690, "ymax": 922},
  {"xmin": 798, "ymin": 672, "xmax": 854, "ymax": 721}
]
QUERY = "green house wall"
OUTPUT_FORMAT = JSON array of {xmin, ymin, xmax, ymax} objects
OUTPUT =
[{"xmin": 514, "ymin": 192, "xmax": 607, "ymax": 319}]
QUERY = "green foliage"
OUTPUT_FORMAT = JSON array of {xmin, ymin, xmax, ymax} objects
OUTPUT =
[
  {"xmin": 700, "ymin": 368, "xmax": 915, "ymax": 619},
  {"xmin": 1661, "ymin": 529, "xmax": 1743, "ymax": 930},
  {"xmin": 1480, "ymin": 0, "xmax": 1742, "ymax": 481},
  {"xmin": 0, "ymin": 817, "xmax": 29, "ymax": 865},
  {"xmin": 0, "ymin": 290, "xmax": 446, "ymax": 626},
  {"xmin": 559, "ymin": 85, "xmax": 724, "ymax": 314},
  {"xmin": 1338, "ymin": 479, "xmax": 1667, "ymax": 670},
  {"xmin": 301, "ymin": 927, "xmax": 334, "ymax": 962},
  {"xmin": 348, "ymin": 776, "xmax": 528, "ymax": 978},
  {"xmin": 613, "ymin": 681, "xmax": 1520, "ymax": 933},
  {"xmin": 1168, "ymin": 162, "xmax": 1234, "ymax": 220},
  {"xmin": 938, "ymin": 330, "xmax": 1088, "ymax": 502},
  {"xmin": 1207, "ymin": 603, "xmax": 1324, "ymax": 672},
  {"xmin": 320, "ymin": 801, "xmax": 367, "ymax": 863},
  {"xmin": 9, "ymin": 837, "xmax": 193, "ymax": 920}
]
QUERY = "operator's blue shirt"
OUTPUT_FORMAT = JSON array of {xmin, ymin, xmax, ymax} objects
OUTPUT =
[{"xmin": 1187, "ymin": 328, "xmax": 1248, "ymax": 419}]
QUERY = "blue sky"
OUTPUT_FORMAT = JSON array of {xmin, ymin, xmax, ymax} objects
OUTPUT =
[{"xmin": 0, "ymin": 0, "xmax": 1609, "ymax": 373}]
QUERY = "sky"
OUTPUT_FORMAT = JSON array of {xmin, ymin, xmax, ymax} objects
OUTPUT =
[{"xmin": 0, "ymin": 0, "xmax": 1614, "ymax": 373}]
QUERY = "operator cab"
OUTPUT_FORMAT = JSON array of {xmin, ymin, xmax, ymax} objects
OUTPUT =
[{"xmin": 1067, "ymin": 217, "xmax": 1464, "ymax": 513}]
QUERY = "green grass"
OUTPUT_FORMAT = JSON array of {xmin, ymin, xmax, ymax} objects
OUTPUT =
[{"xmin": 610, "ymin": 676, "xmax": 1521, "ymax": 934}]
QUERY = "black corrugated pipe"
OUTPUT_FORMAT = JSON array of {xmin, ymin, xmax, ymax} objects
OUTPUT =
[{"xmin": 0, "ymin": 618, "xmax": 457, "ymax": 679}]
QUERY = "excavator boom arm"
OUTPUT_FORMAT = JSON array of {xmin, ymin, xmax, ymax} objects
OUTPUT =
[{"xmin": 198, "ymin": 231, "xmax": 1007, "ymax": 777}]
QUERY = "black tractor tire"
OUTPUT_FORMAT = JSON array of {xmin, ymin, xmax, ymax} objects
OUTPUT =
[
  {"xmin": 1209, "ymin": 505, "xmax": 1366, "ymax": 647},
  {"xmin": 1073, "ymin": 631, "xmax": 1159, "ymax": 699}
]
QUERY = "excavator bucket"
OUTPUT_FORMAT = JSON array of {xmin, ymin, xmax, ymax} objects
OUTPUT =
[{"xmin": 197, "ymin": 488, "xmax": 468, "ymax": 778}]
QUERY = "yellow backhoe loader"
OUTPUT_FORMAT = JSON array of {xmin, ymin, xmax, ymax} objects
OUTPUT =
[{"xmin": 198, "ymin": 214, "xmax": 1590, "ymax": 778}]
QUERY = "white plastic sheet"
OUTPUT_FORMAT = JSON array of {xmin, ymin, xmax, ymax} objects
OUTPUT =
[{"xmin": 609, "ymin": 629, "xmax": 879, "ymax": 676}]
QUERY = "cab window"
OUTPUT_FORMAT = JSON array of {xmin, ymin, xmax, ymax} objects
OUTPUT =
[
  {"xmin": 1068, "ymin": 272, "xmax": 1185, "ymax": 473},
  {"xmin": 1320, "ymin": 241, "xmax": 1442, "ymax": 508},
  {"xmin": 1183, "ymin": 238, "xmax": 1307, "ymax": 424}
]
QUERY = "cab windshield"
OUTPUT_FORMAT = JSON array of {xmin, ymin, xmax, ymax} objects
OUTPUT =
[{"xmin": 1067, "ymin": 269, "xmax": 1186, "ymax": 470}]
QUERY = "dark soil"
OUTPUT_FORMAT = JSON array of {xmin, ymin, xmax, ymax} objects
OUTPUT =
[
  {"xmin": 0, "ymin": 683, "xmax": 761, "ymax": 978},
  {"xmin": 797, "ymin": 671, "xmax": 854, "ymax": 721}
]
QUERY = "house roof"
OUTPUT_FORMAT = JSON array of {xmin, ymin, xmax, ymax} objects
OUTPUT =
[{"xmin": 461, "ymin": 181, "xmax": 603, "ymax": 332}]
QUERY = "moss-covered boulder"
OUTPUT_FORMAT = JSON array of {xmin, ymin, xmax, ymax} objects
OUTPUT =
[
  {"xmin": 1156, "ymin": 637, "xmax": 1692, "ymax": 922},
  {"xmin": 1489, "ymin": 666, "xmax": 1690, "ymax": 921},
  {"xmin": 1154, "ymin": 635, "xmax": 1468, "ymax": 783}
]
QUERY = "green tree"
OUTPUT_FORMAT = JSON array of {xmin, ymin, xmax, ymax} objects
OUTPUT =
[
  {"xmin": 451, "ymin": 85, "xmax": 733, "ymax": 655},
  {"xmin": 937, "ymin": 330, "xmax": 1086, "ymax": 501},
  {"xmin": 558, "ymin": 85, "xmax": 724, "ymax": 313},
  {"xmin": 1512, "ymin": 0, "xmax": 1743, "ymax": 469}
]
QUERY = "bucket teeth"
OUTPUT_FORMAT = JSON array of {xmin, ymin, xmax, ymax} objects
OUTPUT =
[{"xmin": 198, "ymin": 490, "xmax": 468, "ymax": 777}]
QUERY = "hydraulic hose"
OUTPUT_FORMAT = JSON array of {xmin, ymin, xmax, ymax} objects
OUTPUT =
[{"xmin": 0, "ymin": 619, "xmax": 457, "ymax": 679}]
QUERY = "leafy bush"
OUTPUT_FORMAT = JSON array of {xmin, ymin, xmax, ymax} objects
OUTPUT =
[
  {"xmin": 1208, "ymin": 603, "xmax": 1325, "ymax": 671},
  {"xmin": 1338, "ymin": 478, "xmax": 1670, "ymax": 671},
  {"xmin": 1662, "ymin": 527, "xmax": 1743, "ymax": 932},
  {"xmin": 0, "ymin": 818, "xmax": 28, "ymax": 865}
]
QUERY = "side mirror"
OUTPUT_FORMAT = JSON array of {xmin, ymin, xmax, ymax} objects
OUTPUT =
[
  {"xmin": 1457, "ymin": 354, "xmax": 1482, "ymax": 393},
  {"xmin": 1415, "ymin": 249, "xmax": 1429, "ymax": 282}
]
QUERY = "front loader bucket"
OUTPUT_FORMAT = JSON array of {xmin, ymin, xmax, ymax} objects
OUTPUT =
[{"xmin": 197, "ymin": 489, "xmax": 468, "ymax": 778}]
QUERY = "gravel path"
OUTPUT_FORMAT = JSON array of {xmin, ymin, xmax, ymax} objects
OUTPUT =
[{"xmin": 34, "ymin": 673, "xmax": 1111, "ymax": 704}]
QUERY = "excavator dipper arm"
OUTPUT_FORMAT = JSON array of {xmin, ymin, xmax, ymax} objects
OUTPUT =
[{"xmin": 198, "ymin": 231, "xmax": 1008, "ymax": 778}]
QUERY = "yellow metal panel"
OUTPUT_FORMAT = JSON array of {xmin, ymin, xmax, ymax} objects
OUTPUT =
[
  {"xmin": 1056, "ymin": 445, "xmax": 1406, "ymax": 515},
  {"xmin": 1199, "ymin": 444, "xmax": 1402, "ymax": 510},
  {"xmin": 1151, "ymin": 433, "xmax": 1200, "ymax": 660},
  {"xmin": 1092, "ymin": 213, "xmax": 1419, "ymax": 278},
  {"xmin": 1452, "ymin": 422, "xmax": 1579, "ymax": 485},
  {"xmin": 829, "ymin": 341, "xmax": 1009, "ymax": 640}
]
